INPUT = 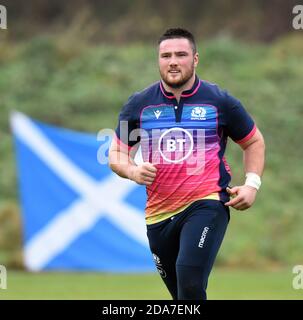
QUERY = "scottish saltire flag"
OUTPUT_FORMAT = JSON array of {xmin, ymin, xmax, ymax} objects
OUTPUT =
[{"xmin": 11, "ymin": 112, "xmax": 154, "ymax": 272}]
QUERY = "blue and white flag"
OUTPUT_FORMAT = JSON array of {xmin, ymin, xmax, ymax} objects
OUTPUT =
[{"xmin": 11, "ymin": 112, "xmax": 154, "ymax": 272}]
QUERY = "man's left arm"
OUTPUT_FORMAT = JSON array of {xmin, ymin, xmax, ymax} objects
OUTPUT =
[{"xmin": 225, "ymin": 128, "xmax": 265, "ymax": 210}]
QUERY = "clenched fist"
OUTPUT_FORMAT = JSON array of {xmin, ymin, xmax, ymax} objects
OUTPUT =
[{"xmin": 128, "ymin": 162, "xmax": 157, "ymax": 186}]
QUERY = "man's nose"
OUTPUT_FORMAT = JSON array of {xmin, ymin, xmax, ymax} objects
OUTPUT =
[{"xmin": 169, "ymin": 56, "xmax": 178, "ymax": 66}]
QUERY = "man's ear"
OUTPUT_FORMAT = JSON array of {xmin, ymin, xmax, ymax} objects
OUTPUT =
[{"xmin": 194, "ymin": 52, "xmax": 199, "ymax": 68}]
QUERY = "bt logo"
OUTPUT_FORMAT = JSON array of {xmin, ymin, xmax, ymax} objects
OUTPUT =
[
  {"xmin": 158, "ymin": 128, "xmax": 193, "ymax": 163},
  {"xmin": 166, "ymin": 138, "xmax": 186, "ymax": 152}
]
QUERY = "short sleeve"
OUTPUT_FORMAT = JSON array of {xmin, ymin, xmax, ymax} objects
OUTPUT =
[
  {"xmin": 115, "ymin": 94, "xmax": 140, "ymax": 148},
  {"xmin": 223, "ymin": 92, "xmax": 256, "ymax": 144}
]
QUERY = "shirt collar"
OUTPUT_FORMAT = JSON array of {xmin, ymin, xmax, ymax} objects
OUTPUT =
[{"xmin": 159, "ymin": 75, "xmax": 201, "ymax": 100}]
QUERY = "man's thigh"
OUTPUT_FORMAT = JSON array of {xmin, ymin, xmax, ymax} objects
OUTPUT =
[
  {"xmin": 146, "ymin": 218, "xmax": 180, "ymax": 299},
  {"xmin": 177, "ymin": 200, "xmax": 229, "ymax": 271},
  {"xmin": 176, "ymin": 200, "xmax": 229, "ymax": 299}
]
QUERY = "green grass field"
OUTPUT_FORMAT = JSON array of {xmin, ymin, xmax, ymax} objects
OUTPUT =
[{"xmin": 0, "ymin": 268, "xmax": 302, "ymax": 300}]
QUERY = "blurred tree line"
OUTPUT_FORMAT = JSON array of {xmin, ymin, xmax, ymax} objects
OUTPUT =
[{"xmin": 1, "ymin": 0, "xmax": 299, "ymax": 43}]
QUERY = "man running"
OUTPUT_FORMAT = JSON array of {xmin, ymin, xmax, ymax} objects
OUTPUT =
[{"xmin": 109, "ymin": 28, "xmax": 265, "ymax": 300}]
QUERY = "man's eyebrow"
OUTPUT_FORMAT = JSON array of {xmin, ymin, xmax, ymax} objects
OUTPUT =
[{"xmin": 160, "ymin": 51, "xmax": 189, "ymax": 55}]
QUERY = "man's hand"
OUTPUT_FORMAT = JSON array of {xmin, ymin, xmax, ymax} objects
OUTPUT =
[
  {"xmin": 225, "ymin": 185, "xmax": 258, "ymax": 210},
  {"xmin": 128, "ymin": 162, "xmax": 157, "ymax": 186}
]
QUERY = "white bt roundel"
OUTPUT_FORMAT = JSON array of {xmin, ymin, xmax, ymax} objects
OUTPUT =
[{"xmin": 158, "ymin": 128, "xmax": 193, "ymax": 163}]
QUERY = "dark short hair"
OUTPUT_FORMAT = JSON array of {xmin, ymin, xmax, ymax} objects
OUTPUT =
[{"xmin": 158, "ymin": 28, "xmax": 197, "ymax": 53}]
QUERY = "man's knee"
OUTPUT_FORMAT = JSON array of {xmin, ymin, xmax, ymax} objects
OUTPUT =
[
  {"xmin": 176, "ymin": 265, "xmax": 207, "ymax": 300},
  {"xmin": 178, "ymin": 282, "xmax": 206, "ymax": 300}
]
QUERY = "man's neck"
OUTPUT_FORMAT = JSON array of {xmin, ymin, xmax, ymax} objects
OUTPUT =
[{"xmin": 162, "ymin": 74, "xmax": 196, "ymax": 102}]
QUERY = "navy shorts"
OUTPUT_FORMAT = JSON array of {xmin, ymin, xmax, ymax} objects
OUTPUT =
[{"xmin": 146, "ymin": 199, "xmax": 230, "ymax": 300}]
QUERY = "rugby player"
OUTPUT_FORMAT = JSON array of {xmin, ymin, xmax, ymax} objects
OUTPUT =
[{"xmin": 109, "ymin": 28, "xmax": 265, "ymax": 300}]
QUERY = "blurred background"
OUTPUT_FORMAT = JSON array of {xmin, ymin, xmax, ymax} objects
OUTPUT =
[{"xmin": 0, "ymin": 0, "xmax": 302, "ymax": 299}]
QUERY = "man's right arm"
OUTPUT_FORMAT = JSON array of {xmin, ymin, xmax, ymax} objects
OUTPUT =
[{"xmin": 108, "ymin": 137, "xmax": 157, "ymax": 186}]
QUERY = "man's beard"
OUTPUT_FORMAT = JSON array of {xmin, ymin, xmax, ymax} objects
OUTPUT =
[{"xmin": 160, "ymin": 64, "xmax": 195, "ymax": 89}]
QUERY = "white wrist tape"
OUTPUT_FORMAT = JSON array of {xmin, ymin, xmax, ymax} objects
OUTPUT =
[{"xmin": 245, "ymin": 172, "xmax": 261, "ymax": 190}]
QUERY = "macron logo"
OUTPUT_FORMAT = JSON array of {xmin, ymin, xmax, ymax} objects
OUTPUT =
[
  {"xmin": 154, "ymin": 110, "xmax": 162, "ymax": 119},
  {"xmin": 198, "ymin": 227, "xmax": 209, "ymax": 248}
]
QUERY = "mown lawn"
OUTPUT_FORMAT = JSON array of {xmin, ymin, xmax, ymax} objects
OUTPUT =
[{"xmin": 0, "ymin": 268, "xmax": 302, "ymax": 300}]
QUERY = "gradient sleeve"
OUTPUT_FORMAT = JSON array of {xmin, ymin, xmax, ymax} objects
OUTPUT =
[
  {"xmin": 114, "ymin": 94, "xmax": 140, "ymax": 148},
  {"xmin": 224, "ymin": 92, "xmax": 256, "ymax": 144}
]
